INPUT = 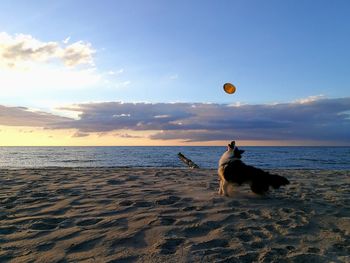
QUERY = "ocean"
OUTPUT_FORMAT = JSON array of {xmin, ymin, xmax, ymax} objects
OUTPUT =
[{"xmin": 0, "ymin": 146, "xmax": 349, "ymax": 170}]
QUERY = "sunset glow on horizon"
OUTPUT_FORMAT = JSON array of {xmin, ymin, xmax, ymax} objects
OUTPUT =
[{"xmin": 1, "ymin": 1, "xmax": 349, "ymax": 146}]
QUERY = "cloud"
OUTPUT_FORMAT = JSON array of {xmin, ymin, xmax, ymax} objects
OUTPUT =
[
  {"xmin": 294, "ymin": 95, "xmax": 325, "ymax": 104},
  {"xmin": 107, "ymin": 68, "xmax": 124, "ymax": 75},
  {"xmin": 0, "ymin": 32, "xmax": 106, "ymax": 96},
  {"xmin": 54, "ymin": 97, "xmax": 350, "ymax": 143},
  {"xmin": 61, "ymin": 41, "xmax": 94, "ymax": 67},
  {"xmin": 0, "ymin": 32, "xmax": 94, "ymax": 68},
  {"xmin": 115, "ymin": 133, "xmax": 143, "ymax": 138},
  {"xmin": 56, "ymin": 102, "xmax": 195, "ymax": 131},
  {"xmin": 0, "ymin": 105, "xmax": 72, "ymax": 127},
  {"xmin": 1, "ymin": 96, "xmax": 349, "ymax": 143},
  {"xmin": 72, "ymin": 131, "xmax": 89, "ymax": 138},
  {"xmin": 63, "ymin": 37, "xmax": 71, "ymax": 44}
]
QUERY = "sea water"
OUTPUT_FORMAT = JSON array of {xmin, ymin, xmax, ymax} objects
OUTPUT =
[{"xmin": 0, "ymin": 146, "xmax": 349, "ymax": 170}]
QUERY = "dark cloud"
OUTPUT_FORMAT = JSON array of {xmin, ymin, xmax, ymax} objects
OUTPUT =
[
  {"xmin": 55, "ymin": 98, "xmax": 350, "ymax": 143},
  {"xmin": 1, "ymin": 97, "xmax": 350, "ymax": 143},
  {"xmin": 0, "ymin": 105, "xmax": 72, "ymax": 127},
  {"xmin": 56, "ymin": 102, "xmax": 195, "ymax": 131},
  {"xmin": 115, "ymin": 133, "xmax": 143, "ymax": 139},
  {"xmin": 72, "ymin": 131, "xmax": 89, "ymax": 138}
]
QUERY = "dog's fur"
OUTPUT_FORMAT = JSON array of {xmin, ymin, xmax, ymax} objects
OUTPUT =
[{"xmin": 218, "ymin": 141, "xmax": 289, "ymax": 195}]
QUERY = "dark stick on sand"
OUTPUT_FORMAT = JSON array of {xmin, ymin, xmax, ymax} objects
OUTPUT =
[{"xmin": 177, "ymin": 152, "xmax": 199, "ymax": 169}]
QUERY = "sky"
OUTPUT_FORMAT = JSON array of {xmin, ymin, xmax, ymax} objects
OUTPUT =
[{"xmin": 0, "ymin": 0, "xmax": 349, "ymax": 146}]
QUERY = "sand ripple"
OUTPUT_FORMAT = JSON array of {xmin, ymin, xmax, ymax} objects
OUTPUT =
[{"xmin": 0, "ymin": 168, "xmax": 349, "ymax": 262}]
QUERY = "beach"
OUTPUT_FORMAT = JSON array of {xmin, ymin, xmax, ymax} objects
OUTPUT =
[{"xmin": 0, "ymin": 168, "xmax": 349, "ymax": 262}]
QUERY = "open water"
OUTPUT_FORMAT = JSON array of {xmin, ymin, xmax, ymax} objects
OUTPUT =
[{"xmin": 0, "ymin": 146, "xmax": 349, "ymax": 170}]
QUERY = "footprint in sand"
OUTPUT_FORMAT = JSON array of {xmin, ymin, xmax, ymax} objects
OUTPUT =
[
  {"xmin": 155, "ymin": 195, "xmax": 181, "ymax": 205},
  {"xmin": 276, "ymin": 219, "xmax": 292, "ymax": 226},
  {"xmin": 109, "ymin": 255, "xmax": 139, "ymax": 262},
  {"xmin": 134, "ymin": 200, "xmax": 153, "ymax": 208},
  {"xmin": 263, "ymin": 224, "xmax": 275, "ymax": 232},
  {"xmin": 30, "ymin": 192, "xmax": 50, "ymax": 198},
  {"xmin": 252, "ymin": 230, "xmax": 271, "ymax": 240},
  {"xmin": 150, "ymin": 216, "xmax": 176, "ymax": 226},
  {"xmin": 35, "ymin": 242, "xmax": 55, "ymax": 251},
  {"xmin": 0, "ymin": 210, "xmax": 8, "ymax": 220},
  {"xmin": 307, "ymin": 247, "xmax": 321, "ymax": 253},
  {"xmin": 193, "ymin": 247, "xmax": 236, "ymax": 261},
  {"xmin": 329, "ymin": 241, "xmax": 349, "ymax": 256},
  {"xmin": 107, "ymin": 179, "xmax": 123, "ymax": 185},
  {"xmin": 55, "ymin": 230, "xmax": 81, "ymax": 241},
  {"xmin": 4, "ymin": 203, "xmax": 16, "ymax": 209},
  {"xmin": 181, "ymin": 222, "xmax": 215, "ymax": 238},
  {"xmin": 0, "ymin": 225, "xmax": 17, "ymax": 235},
  {"xmin": 181, "ymin": 206, "xmax": 196, "ymax": 212},
  {"xmin": 206, "ymin": 182, "xmax": 217, "ymax": 190},
  {"xmin": 236, "ymin": 232, "xmax": 253, "ymax": 242},
  {"xmin": 67, "ymin": 236, "xmax": 104, "ymax": 253},
  {"xmin": 250, "ymin": 241, "xmax": 266, "ymax": 249},
  {"xmin": 239, "ymin": 252, "xmax": 259, "ymax": 263},
  {"xmin": 287, "ymin": 254, "xmax": 329, "ymax": 263},
  {"xmin": 181, "ymin": 197, "xmax": 193, "ymax": 203},
  {"xmin": 238, "ymin": 211, "xmax": 250, "ymax": 219},
  {"xmin": 98, "ymin": 217, "xmax": 128, "ymax": 228},
  {"xmin": 111, "ymin": 230, "xmax": 146, "ymax": 248},
  {"xmin": 68, "ymin": 190, "xmax": 81, "ymax": 196},
  {"xmin": 190, "ymin": 239, "xmax": 229, "ymax": 251},
  {"xmin": 76, "ymin": 218, "xmax": 102, "ymax": 227},
  {"xmin": 119, "ymin": 200, "xmax": 133, "ymax": 206},
  {"xmin": 56, "ymin": 188, "xmax": 73, "ymax": 195},
  {"xmin": 0, "ymin": 251, "xmax": 15, "ymax": 262},
  {"xmin": 109, "ymin": 192, "xmax": 130, "ymax": 199},
  {"xmin": 144, "ymin": 189, "xmax": 162, "ymax": 195},
  {"xmin": 259, "ymin": 247, "xmax": 288, "ymax": 263},
  {"xmin": 2, "ymin": 196, "xmax": 17, "ymax": 205},
  {"xmin": 30, "ymin": 222, "xmax": 57, "ymax": 230},
  {"xmin": 30, "ymin": 217, "xmax": 66, "ymax": 230},
  {"xmin": 156, "ymin": 238, "xmax": 185, "ymax": 255},
  {"xmin": 124, "ymin": 175, "xmax": 139, "ymax": 182}
]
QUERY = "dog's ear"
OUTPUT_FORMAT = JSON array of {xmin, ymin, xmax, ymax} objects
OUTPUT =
[{"xmin": 227, "ymin": 141, "xmax": 235, "ymax": 150}]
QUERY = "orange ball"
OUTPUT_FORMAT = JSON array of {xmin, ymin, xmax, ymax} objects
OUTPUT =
[{"xmin": 223, "ymin": 83, "xmax": 236, "ymax": 94}]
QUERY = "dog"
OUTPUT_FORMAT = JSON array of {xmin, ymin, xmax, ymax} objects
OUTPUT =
[{"xmin": 218, "ymin": 141, "xmax": 289, "ymax": 195}]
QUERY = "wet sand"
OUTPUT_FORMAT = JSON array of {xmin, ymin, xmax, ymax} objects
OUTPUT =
[{"xmin": 0, "ymin": 168, "xmax": 349, "ymax": 262}]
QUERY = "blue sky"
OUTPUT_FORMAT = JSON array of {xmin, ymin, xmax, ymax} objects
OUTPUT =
[
  {"xmin": 0, "ymin": 1, "xmax": 349, "ymax": 145},
  {"xmin": 1, "ymin": 0, "xmax": 349, "ymax": 105}
]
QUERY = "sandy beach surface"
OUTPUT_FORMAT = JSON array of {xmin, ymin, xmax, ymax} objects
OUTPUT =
[{"xmin": 0, "ymin": 168, "xmax": 349, "ymax": 262}]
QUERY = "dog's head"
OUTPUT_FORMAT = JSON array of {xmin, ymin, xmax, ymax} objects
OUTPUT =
[{"xmin": 227, "ymin": 141, "xmax": 245, "ymax": 159}]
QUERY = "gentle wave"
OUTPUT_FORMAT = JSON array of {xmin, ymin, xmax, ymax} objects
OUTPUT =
[{"xmin": 0, "ymin": 146, "xmax": 349, "ymax": 170}]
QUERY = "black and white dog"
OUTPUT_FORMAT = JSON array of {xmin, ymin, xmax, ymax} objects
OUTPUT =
[{"xmin": 218, "ymin": 141, "xmax": 289, "ymax": 195}]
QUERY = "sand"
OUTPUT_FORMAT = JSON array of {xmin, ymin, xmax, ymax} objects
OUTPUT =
[{"xmin": 0, "ymin": 168, "xmax": 349, "ymax": 263}]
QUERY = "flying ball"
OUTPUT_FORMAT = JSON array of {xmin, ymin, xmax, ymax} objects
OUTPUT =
[{"xmin": 223, "ymin": 83, "xmax": 236, "ymax": 94}]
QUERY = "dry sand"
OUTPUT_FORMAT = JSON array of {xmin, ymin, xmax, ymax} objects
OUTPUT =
[{"xmin": 0, "ymin": 168, "xmax": 349, "ymax": 262}]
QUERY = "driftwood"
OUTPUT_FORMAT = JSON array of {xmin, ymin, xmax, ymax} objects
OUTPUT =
[{"xmin": 177, "ymin": 152, "xmax": 199, "ymax": 169}]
